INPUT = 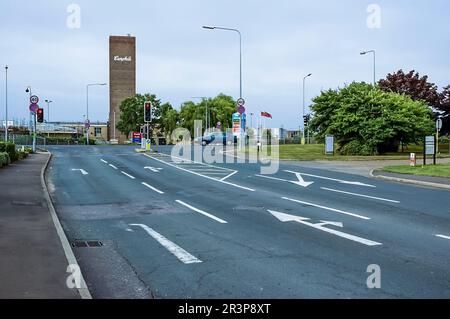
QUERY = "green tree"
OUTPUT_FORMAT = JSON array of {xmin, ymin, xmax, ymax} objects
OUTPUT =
[
  {"xmin": 116, "ymin": 93, "xmax": 167, "ymax": 138},
  {"xmin": 310, "ymin": 82, "xmax": 435, "ymax": 155}
]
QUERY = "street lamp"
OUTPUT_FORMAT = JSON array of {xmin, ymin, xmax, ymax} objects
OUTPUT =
[
  {"xmin": 191, "ymin": 97, "xmax": 209, "ymax": 133},
  {"xmin": 202, "ymin": 25, "xmax": 243, "ymax": 99},
  {"xmin": 302, "ymin": 73, "xmax": 312, "ymax": 144},
  {"xmin": 86, "ymin": 83, "xmax": 107, "ymax": 145},
  {"xmin": 45, "ymin": 100, "xmax": 53, "ymax": 123},
  {"xmin": 360, "ymin": 50, "xmax": 376, "ymax": 86},
  {"xmin": 4, "ymin": 66, "xmax": 8, "ymax": 142}
]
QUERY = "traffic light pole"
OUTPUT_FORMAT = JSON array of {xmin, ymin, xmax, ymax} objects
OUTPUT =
[{"xmin": 32, "ymin": 113, "xmax": 36, "ymax": 152}]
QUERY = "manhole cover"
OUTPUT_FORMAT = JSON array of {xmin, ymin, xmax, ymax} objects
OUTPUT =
[{"xmin": 72, "ymin": 240, "xmax": 103, "ymax": 248}]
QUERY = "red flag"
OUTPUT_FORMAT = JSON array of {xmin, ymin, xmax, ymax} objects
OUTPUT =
[{"xmin": 261, "ymin": 111, "xmax": 272, "ymax": 119}]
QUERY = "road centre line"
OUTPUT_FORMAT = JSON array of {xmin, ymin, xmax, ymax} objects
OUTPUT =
[
  {"xmin": 142, "ymin": 182, "xmax": 164, "ymax": 194},
  {"xmin": 129, "ymin": 224, "xmax": 202, "ymax": 264},
  {"xmin": 175, "ymin": 200, "xmax": 228, "ymax": 224},
  {"xmin": 436, "ymin": 234, "xmax": 450, "ymax": 240},
  {"xmin": 121, "ymin": 171, "xmax": 136, "ymax": 179},
  {"xmin": 109, "ymin": 164, "xmax": 118, "ymax": 170},
  {"xmin": 282, "ymin": 197, "xmax": 370, "ymax": 220},
  {"xmin": 321, "ymin": 187, "xmax": 400, "ymax": 203},
  {"xmin": 143, "ymin": 154, "xmax": 255, "ymax": 192},
  {"xmin": 100, "ymin": 159, "xmax": 108, "ymax": 164}
]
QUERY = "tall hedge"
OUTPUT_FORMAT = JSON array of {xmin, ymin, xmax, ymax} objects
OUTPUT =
[{"xmin": 0, "ymin": 142, "xmax": 17, "ymax": 163}]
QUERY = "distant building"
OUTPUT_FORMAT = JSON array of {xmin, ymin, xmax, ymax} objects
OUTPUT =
[
  {"xmin": 57, "ymin": 122, "xmax": 109, "ymax": 142},
  {"xmin": 109, "ymin": 35, "xmax": 136, "ymax": 144}
]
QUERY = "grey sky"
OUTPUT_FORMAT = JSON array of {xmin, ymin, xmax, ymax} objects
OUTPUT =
[{"xmin": 1, "ymin": 0, "xmax": 449, "ymax": 128}]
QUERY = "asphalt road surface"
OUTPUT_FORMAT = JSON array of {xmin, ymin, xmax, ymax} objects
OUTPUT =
[{"xmin": 46, "ymin": 145, "xmax": 450, "ymax": 298}]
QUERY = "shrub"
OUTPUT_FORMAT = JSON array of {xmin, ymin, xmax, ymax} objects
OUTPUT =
[
  {"xmin": 0, "ymin": 152, "xmax": 10, "ymax": 167},
  {"xmin": 0, "ymin": 142, "xmax": 17, "ymax": 163},
  {"xmin": 17, "ymin": 150, "xmax": 28, "ymax": 160}
]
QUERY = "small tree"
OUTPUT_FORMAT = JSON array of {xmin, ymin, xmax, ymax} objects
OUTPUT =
[{"xmin": 310, "ymin": 82, "xmax": 435, "ymax": 155}]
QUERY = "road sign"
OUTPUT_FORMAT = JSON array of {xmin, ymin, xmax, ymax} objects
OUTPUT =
[
  {"xmin": 237, "ymin": 105, "xmax": 246, "ymax": 115},
  {"xmin": 85, "ymin": 119, "xmax": 90, "ymax": 129},
  {"xmin": 232, "ymin": 113, "xmax": 241, "ymax": 136},
  {"xmin": 29, "ymin": 103, "xmax": 39, "ymax": 113},
  {"xmin": 30, "ymin": 95, "xmax": 39, "ymax": 104},
  {"xmin": 237, "ymin": 98, "xmax": 245, "ymax": 107},
  {"xmin": 425, "ymin": 136, "xmax": 435, "ymax": 155},
  {"xmin": 325, "ymin": 135, "xmax": 334, "ymax": 155},
  {"xmin": 216, "ymin": 121, "xmax": 221, "ymax": 129},
  {"xmin": 132, "ymin": 132, "xmax": 142, "ymax": 143},
  {"xmin": 436, "ymin": 118, "xmax": 443, "ymax": 131}
]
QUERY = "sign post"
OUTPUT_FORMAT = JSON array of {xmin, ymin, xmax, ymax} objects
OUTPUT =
[
  {"xmin": 325, "ymin": 135, "xmax": 334, "ymax": 155},
  {"xmin": 436, "ymin": 118, "xmax": 443, "ymax": 154},
  {"xmin": 30, "ymin": 96, "xmax": 39, "ymax": 152},
  {"xmin": 424, "ymin": 136, "xmax": 436, "ymax": 166}
]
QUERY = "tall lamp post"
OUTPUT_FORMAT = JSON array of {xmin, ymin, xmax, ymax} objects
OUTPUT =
[
  {"xmin": 86, "ymin": 83, "xmax": 106, "ymax": 145},
  {"xmin": 45, "ymin": 99, "xmax": 53, "ymax": 123},
  {"xmin": 4, "ymin": 66, "xmax": 8, "ymax": 142},
  {"xmin": 360, "ymin": 50, "xmax": 376, "ymax": 86},
  {"xmin": 191, "ymin": 96, "xmax": 209, "ymax": 134},
  {"xmin": 203, "ymin": 26, "xmax": 242, "ymax": 99},
  {"xmin": 302, "ymin": 73, "xmax": 312, "ymax": 144}
]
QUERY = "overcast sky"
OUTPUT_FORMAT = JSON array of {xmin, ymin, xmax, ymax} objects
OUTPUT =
[{"xmin": 1, "ymin": 0, "xmax": 449, "ymax": 128}]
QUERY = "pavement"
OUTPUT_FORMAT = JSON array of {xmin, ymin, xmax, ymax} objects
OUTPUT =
[
  {"xmin": 43, "ymin": 145, "xmax": 450, "ymax": 299},
  {"xmin": 0, "ymin": 152, "xmax": 80, "ymax": 299}
]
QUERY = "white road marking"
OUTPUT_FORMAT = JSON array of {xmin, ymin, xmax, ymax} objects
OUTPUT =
[
  {"xmin": 121, "ymin": 171, "xmax": 136, "ymax": 179},
  {"xmin": 142, "ymin": 182, "xmax": 164, "ymax": 194},
  {"xmin": 175, "ymin": 200, "xmax": 228, "ymax": 224},
  {"xmin": 109, "ymin": 164, "xmax": 118, "ymax": 170},
  {"xmin": 71, "ymin": 169, "xmax": 88, "ymax": 175},
  {"xmin": 143, "ymin": 153, "xmax": 254, "ymax": 192},
  {"xmin": 100, "ymin": 159, "xmax": 108, "ymax": 164},
  {"xmin": 282, "ymin": 196, "xmax": 370, "ymax": 220},
  {"xmin": 129, "ymin": 224, "xmax": 202, "ymax": 264},
  {"xmin": 221, "ymin": 170, "xmax": 238, "ymax": 181},
  {"xmin": 436, "ymin": 234, "xmax": 450, "ymax": 240},
  {"xmin": 284, "ymin": 170, "xmax": 376, "ymax": 188},
  {"xmin": 268, "ymin": 210, "xmax": 381, "ymax": 246},
  {"xmin": 321, "ymin": 187, "xmax": 400, "ymax": 203},
  {"xmin": 144, "ymin": 166, "xmax": 163, "ymax": 172},
  {"xmin": 255, "ymin": 173, "xmax": 313, "ymax": 187}
]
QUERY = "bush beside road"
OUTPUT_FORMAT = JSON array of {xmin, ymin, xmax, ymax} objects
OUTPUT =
[{"xmin": 0, "ymin": 142, "xmax": 33, "ymax": 168}]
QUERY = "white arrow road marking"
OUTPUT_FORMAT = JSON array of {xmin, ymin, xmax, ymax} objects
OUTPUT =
[
  {"xmin": 436, "ymin": 234, "xmax": 450, "ymax": 240},
  {"xmin": 175, "ymin": 200, "xmax": 228, "ymax": 224},
  {"xmin": 121, "ymin": 171, "xmax": 136, "ymax": 179},
  {"xmin": 144, "ymin": 166, "xmax": 163, "ymax": 172},
  {"xmin": 268, "ymin": 210, "xmax": 381, "ymax": 246},
  {"xmin": 321, "ymin": 187, "xmax": 400, "ymax": 203},
  {"xmin": 284, "ymin": 170, "xmax": 376, "ymax": 188},
  {"xmin": 109, "ymin": 164, "xmax": 118, "ymax": 170},
  {"xmin": 282, "ymin": 196, "xmax": 370, "ymax": 220},
  {"xmin": 129, "ymin": 224, "xmax": 202, "ymax": 264},
  {"xmin": 71, "ymin": 169, "xmax": 88, "ymax": 175},
  {"xmin": 255, "ymin": 174, "xmax": 314, "ymax": 188},
  {"xmin": 142, "ymin": 182, "xmax": 164, "ymax": 194}
]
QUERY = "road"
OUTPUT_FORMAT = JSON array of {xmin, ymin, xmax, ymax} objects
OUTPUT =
[{"xmin": 46, "ymin": 145, "xmax": 450, "ymax": 298}]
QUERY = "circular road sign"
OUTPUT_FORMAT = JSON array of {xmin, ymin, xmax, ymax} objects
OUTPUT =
[
  {"xmin": 30, "ymin": 95, "xmax": 39, "ymax": 105},
  {"xmin": 29, "ymin": 103, "xmax": 39, "ymax": 113},
  {"xmin": 85, "ymin": 120, "xmax": 91, "ymax": 129},
  {"xmin": 436, "ymin": 118, "xmax": 443, "ymax": 131},
  {"xmin": 237, "ymin": 106, "xmax": 246, "ymax": 115},
  {"xmin": 237, "ymin": 98, "xmax": 245, "ymax": 107}
]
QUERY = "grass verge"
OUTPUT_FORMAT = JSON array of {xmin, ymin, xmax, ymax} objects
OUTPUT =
[{"xmin": 382, "ymin": 164, "xmax": 450, "ymax": 178}]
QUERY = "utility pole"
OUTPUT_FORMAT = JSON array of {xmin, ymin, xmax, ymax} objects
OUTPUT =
[{"xmin": 5, "ymin": 66, "xmax": 8, "ymax": 142}]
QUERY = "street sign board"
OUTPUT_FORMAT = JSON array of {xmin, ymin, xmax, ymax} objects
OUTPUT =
[
  {"xmin": 132, "ymin": 132, "xmax": 142, "ymax": 143},
  {"xmin": 425, "ymin": 136, "xmax": 435, "ymax": 155},
  {"xmin": 325, "ymin": 135, "xmax": 334, "ymax": 155},
  {"xmin": 85, "ymin": 120, "xmax": 91, "ymax": 129},
  {"xmin": 232, "ymin": 113, "xmax": 241, "ymax": 136},
  {"xmin": 29, "ymin": 103, "xmax": 39, "ymax": 113},
  {"xmin": 30, "ymin": 95, "xmax": 39, "ymax": 104},
  {"xmin": 237, "ymin": 105, "xmax": 246, "ymax": 115},
  {"xmin": 216, "ymin": 121, "xmax": 221, "ymax": 129},
  {"xmin": 436, "ymin": 118, "xmax": 443, "ymax": 131},
  {"xmin": 237, "ymin": 98, "xmax": 245, "ymax": 107}
]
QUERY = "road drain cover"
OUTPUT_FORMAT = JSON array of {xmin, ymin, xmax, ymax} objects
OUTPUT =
[{"xmin": 72, "ymin": 240, "xmax": 103, "ymax": 248}]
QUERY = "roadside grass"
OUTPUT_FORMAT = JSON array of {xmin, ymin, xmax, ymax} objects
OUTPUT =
[
  {"xmin": 244, "ymin": 143, "xmax": 450, "ymax": 161},
  {"xmin": 382, "ymin": 164, "xmax": 450, "ymax": 179}
]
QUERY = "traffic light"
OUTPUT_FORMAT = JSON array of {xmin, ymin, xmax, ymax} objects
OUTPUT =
[
  {"xmin": 144, "ymin": 101, "xmax": 152, "ymax": 123},
  {"xmin": 303, "ymin": 114, "xmax": 310, "ymax": 126},
  {"xmin": 37, "ymin": 108, "xmax": 44, "ymax": 123}
]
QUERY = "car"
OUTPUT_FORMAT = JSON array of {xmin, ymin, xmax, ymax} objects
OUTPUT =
[{"xmin": 196, "ymin": 132, "xmax": 237, "ymax": 146}]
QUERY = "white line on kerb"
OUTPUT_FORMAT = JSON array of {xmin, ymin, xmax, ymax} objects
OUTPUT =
[
  {"xmin": 142, "ymin": 182, "xmax": 164, "ymax": 194},
  {"xmin": 130, "ymin": 224, "xmax": 202, "ymax": 264},
  {"xmin": 436, "ymin": 234, "xmax": 450, "ymax": 240},
  {"xmin": 282, "ymin": 197, "xmax": 370, "ymax": 220},
  {"xmin": 109, "ymin": 164, "xmax": 118, "ymax": 170},
  {"xmin": 143, "ymin": 153, "xmax": 254, "ymax": 192},
  {"xmin": 121, "ymin": 171, "xmax": 136, "ymax": 179},
  {"xmin": 321, "ymin": 187, "xmax": 400, "ymax": 204},
  {"xmin": 175, "ymin": 200, "xmax": 228, "ymax": 224},
  {"xmin": 100, "ymin": 159, "xmax": 108, "ymax": 164}
]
